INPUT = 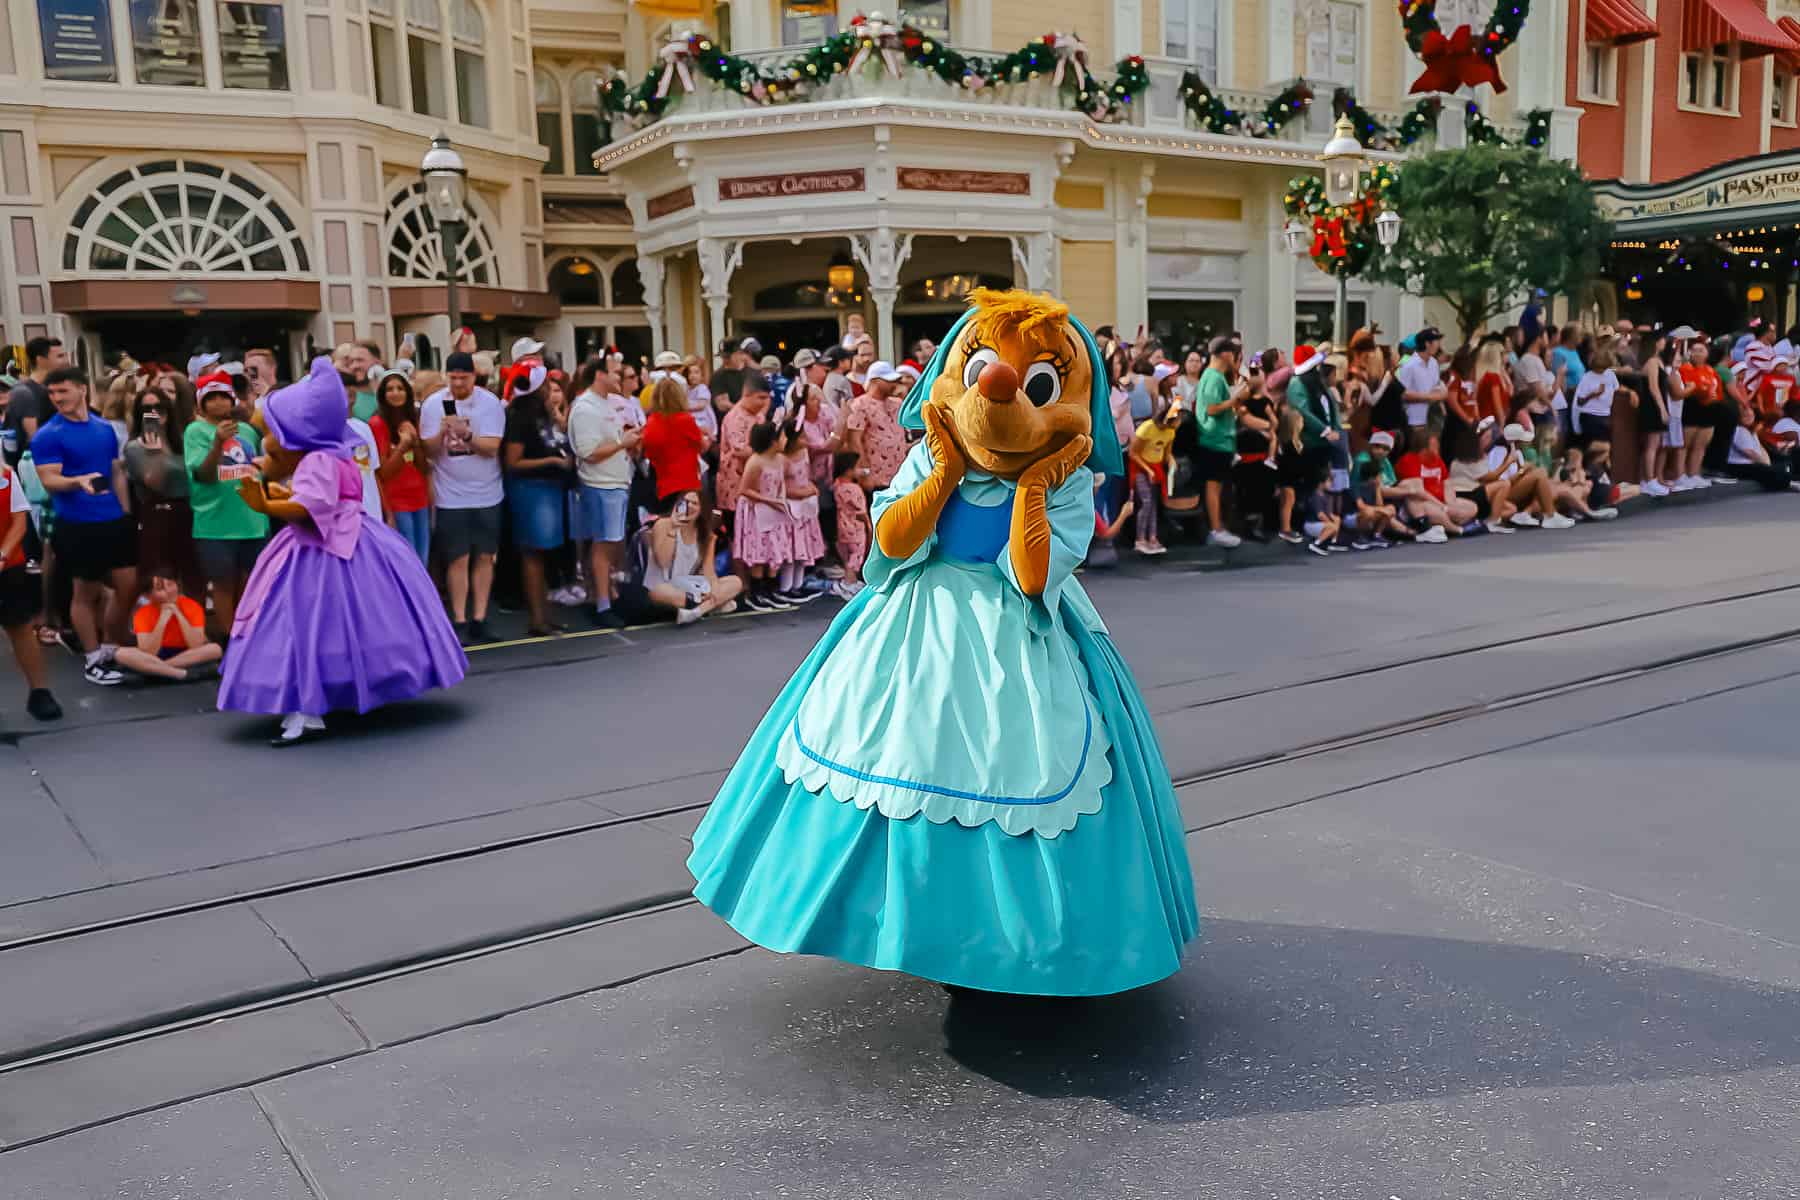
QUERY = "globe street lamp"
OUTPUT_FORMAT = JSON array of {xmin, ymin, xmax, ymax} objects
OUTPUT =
[
  {"xmin": 421, "ymin": 133, "xmax": 469, "ymax": 338},
  {"xmin": 1319, "ymin": 114, "xmax": 1366, "ymax": 346}
]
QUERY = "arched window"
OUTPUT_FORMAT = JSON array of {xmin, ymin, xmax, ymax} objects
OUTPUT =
[
  {"xmin": 569, "ymin": 69, "xmax": 603, "ymax": 176},
  {"xmin": 451, "ymin": 0, "xmax": 487, "ymax": 127},
  {"xmin": 384, "ymin": 180, "xmax": 498, "ymax": 285},
  {"xmin": 608, "ymin": 257, "xmax": 644, "ymax": 306},
  {"xmin": 368, "ymin": 0, "xmax": 487, "ymax": 125},
  {"xmin": 62, "ymin": 159, "xmax": 310, "ymax": 275},
  {"xmin": 534, "ymin": 69, "xmax": 563, "ymax": 174},
  {"xmin": 550, "ymin": 256, "xmax": 601, "ymax": 305}
]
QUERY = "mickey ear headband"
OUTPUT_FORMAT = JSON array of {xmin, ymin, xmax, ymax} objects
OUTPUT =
[{"xmin": 898, "ymin": 305, "xmax": 1125, "ymax": 479}]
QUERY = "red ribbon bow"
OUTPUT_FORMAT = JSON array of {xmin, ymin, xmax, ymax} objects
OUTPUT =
[
  {"xmin": 1409, "ymin": 24, "xmax": 1506, "ymax": 95},
  {"xmin": 1311, "ymin": 216, "xmax": 1349, "ymax": 260}
]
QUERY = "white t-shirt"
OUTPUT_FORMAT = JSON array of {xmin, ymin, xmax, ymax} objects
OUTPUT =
[
  {"xmin": 568, "ymin": 392, "xmax": 631, "ymax": 490},
  {"xmin": 1485, "ymin": 444, "xmax": 1522, "ymax": 482},
  {"xmin": 1396, "ymin": 353, "xmax": 1441, "ymax": 427},
  {"xmin": 1573, "ymin": 368, "xmax": 1619, "ymax": 418},
  {"xmin": 606, "ymin": 391, "xmax": 645, "ymax": 432},
  {"xmin": 1514, "ymin": 352, "xmax": 1563, "ymax": 410},
  {"xmin": 419, "ymin": 386, "xmax": 505, "ymax": 509},
  {"xmin": 1728, "ymin": 426, "xmax": 1765, "ymax": 465},
  {"xmin": 347, "ymin": 418, "xmax": 384, "ymax": 522}
]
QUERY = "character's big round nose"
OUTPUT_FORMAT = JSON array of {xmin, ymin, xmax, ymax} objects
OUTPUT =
[{"xmin": 977, "ymin": 360, "xmax": 1019, "ymax": 403}]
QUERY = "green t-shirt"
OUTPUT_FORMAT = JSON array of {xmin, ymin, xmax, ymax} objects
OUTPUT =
[
  {"xmin": 185, "ymin": 420, "xmax": 270, "ymax": 541},
  {"xmin": 1715, "ymin": 364, "xmax": 1734, "ymax": 393},
  {"xmin": 1353, "ymin": 450, "xmax": 1397, "ymax": 487},
  {"xmin": 1195, "ymin": 367, "xmax": 1237, "ymax": 453},
  {"xmin": 352, "ymin": 390, "xmax": 378, "ymax": 423}
]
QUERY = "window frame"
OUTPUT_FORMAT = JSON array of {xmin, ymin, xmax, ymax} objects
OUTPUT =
[
  {"xmin": 363, "ymin": 0, "xmax": 489, "ymax": 127},
  {"xmin": 1775, "ymin": 67, "xmax": 1797, "ymax": 126},
  {"xmin": 1579, "ymin": 41, "xmax": 1618, "ymax": 104},
  {"xmin": 1680, "ymin": 45, "xmax": 1741, "ymax": 116},
  {"xmin": 1162, "ymin": 0, "xmax": 1219, "ymax": 82}
]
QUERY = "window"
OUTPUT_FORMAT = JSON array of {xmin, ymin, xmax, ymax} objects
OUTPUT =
[
  {"xmin": 569, "ymin": 69, "xmax": 603, "ymax": 176},
  {"xmin": 550, "ymin": 256, "xmax": 601, "ymax": 305},
  {"xmin": 535, "ymin": 69, "xmax": 563, "ymax": 174},
  {"xmin": 217, "ymin": 2, "xmax": 288, "ymax": 90},
  {"xmin": 1776, "ymin": 70, "xmax": 1796, "ymax": 124},
  {"xmin": 63, "ymin": 159, "xmax": 310, "ymax": 274},
  {"xmin": 129, "ymin": 0, "xmax": 204, "ymax": 86},
  {"xmin": 1303, "ymin": 0, "xmax": 1359, "ymax": 88},
  {"xmin": 1149, "ymin": 298, "xmax": 1234, "ymax": 354},
  {"xmin": 369, "ymin": 0, "xmax": 402, "ymax": 105},
  {"xmin": 781, "ymin": 0, "xmax": 834, "ymax": 44},
  {"xmin": 609, "ymin": 258, "xmax": 644, "ymax": 306},
  {"xmin": 1581, "ymin": 42, "xmax": 1617, "ymax": 102},
  {"xmin": 1682, "ymin": 47, "xmax": 1739, "ymax": 113},
  {"xmin": 898, "ymin": 1, "xmax": 948, "ymax": 39},
  {"xmin": 450, "ymin": 0, "xmax": 486, "ymax": 127},
  {"xmin": 384, "ymin": 179, "xmax": 498, "ymax": 284},
  {"xmin": 38, "ymin": 0, "xmax": 120, "ymax": 82},
  {"xmin": 1163, "ymin": 0, "xmax": 1218, "ymax": 82}
]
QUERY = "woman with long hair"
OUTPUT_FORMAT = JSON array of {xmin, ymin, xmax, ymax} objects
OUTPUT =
[
  {"xmin": 1634, "ymin": 332, "xmax": 1673, "ymax": 497},
  {"xmin": 1473, "ymin": 339, "xmax": 1512, "ymax": 428},
  {"xmin": 503, "ymin": 366, "xmax": 575, "ymax": 636},
  {"xmin": 641, "ymin": 374, "xmax": 709, "ymax": 503},
  {"xmin": 1443, "ymin": 342, "xmax": 1479, "ymax": 451},
  {"xmin": 369, "ymin": 370, "xmax": 431, "ymax": 562},
  {"xmin": 123, "ymin": 377, "xmax": 198, "ymax": 596},
  {"xmin": 640, "ymin": 489, "xmax": 742, "ymax": 624}
]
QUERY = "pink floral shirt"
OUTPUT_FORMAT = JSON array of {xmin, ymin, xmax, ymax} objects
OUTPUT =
[{"xmin": 846, "ymin": 390, "xmax": 907, "ymax": 488}]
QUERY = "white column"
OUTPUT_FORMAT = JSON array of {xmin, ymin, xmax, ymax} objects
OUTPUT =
[
  {"xmin": 696, "ymin": 237, "xmax": 743, "ymax": 355},
  {"xmin": 1113, "ymin": 162, "xmax": 1153, "ymax": 339},
  {"xmin": 639, "ymin": 251, "xmax": 668, "ymax": 353},
  {"xmin": 850, "ymin": 228, "xmax": 914, "ymax": 359},
  {"xmin": 1242, "ymin": 173, "xmax": 1296, "ymax": 356}
]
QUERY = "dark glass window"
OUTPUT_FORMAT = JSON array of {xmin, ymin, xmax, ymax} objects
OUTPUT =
[
  {"xmin": 38, "ymin": 0, "xmax": 118, "ymax": 82},
  {"xmin": 218, "ymin": 1, "xmax": 289, "ymax": 90},
  {"xmin": 130, "ymin": 0, "xmax": 204, "ymax": 86}
]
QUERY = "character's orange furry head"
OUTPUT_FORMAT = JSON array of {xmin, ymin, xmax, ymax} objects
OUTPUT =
[{"xmin": 924, "ymin": 288, "xmax": 1095, "ymax": 481}]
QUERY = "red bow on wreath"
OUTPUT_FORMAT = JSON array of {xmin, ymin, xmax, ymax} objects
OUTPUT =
[
  {"xmin": 1312, "ymin": 215, "xmax": 1349, "ymax": 260},
  {"xmin": 1409, "ymin": 24, "xmax": 1506, "ymax": 95}
]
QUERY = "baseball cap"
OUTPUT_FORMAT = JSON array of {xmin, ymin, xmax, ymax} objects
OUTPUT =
[
  {"xmin": 195, "ymin": 371, "xmax": 234, "ymax": 401},
  {"xmin": 1152, "ymin": 362, "xmax": 1178, "ymax": 381},
  {"xmin": 187, "ymin": 352, "xmax": 221, "ymax": 378},
  {"xmin": 446, "ymin": 351, "xmax": 476, "ymax": 373},
  {"xmin": 1368, "ymin": 430, "xmax": 1395, "ymax": 449},
  {"xmin": 510, "ymin": 335, "xmax": 545, "ymax": 361},
  {"xmin": 1667, "ymin": 324, "xmax": 1697, "ymax": 340},
  {"xmin": 1206, "ymin": 334, "xmax": 1240, "ymax": 357},
  {"xmin": 759, "ymin": 354, "xmax": 781, "ymax": 371},
  {"xmin": 792, "ymin": 348, "xmax": 820, "ymax": 369},
  {"xmin": 653, "ymin": 350, "xmax": 682, "ymax": 369},
  {"xmin": 823, "ymin": 345, "xmax": 852, "ymax": 367},
  {"xmin": 866, "ymin": 360, "xmax": 903, "ymax": 383},
  {"xmin": 1502, "ymin": 422, "xmax": 1531, "ymax": 443},
  {"xmin": 740, "ymin": 336, "xmax": 764, "ymax": 357},
  {"xmin": 1416, "ymin": 327, "xmax": 1443, "ymax": 344},
  {"xmin": 219, "ymin": 360, "xmax": 247, "ymax": 378}
]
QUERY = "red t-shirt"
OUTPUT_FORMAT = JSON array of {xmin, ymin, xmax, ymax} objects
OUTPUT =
[
  {"xmin": 641, "ymin": 410, "xmax": 706, "ymax": 499},
  {"xmin": 1475, "ymin": 372, "xmax": 1511, "ymax": 425},
  {"xmin": 133, "ymin": 596, "xmax": 207, "ymax": 650},
  {"xmin": 1396, "ymin": 449, "xmax": 1447, "ymax": 502},
  {"xmin": 1679, "ymin": 362, "xmax": 1722, "ymax": 406},
  {"xmin": 0, "ymin": 464, "xmax": 26, "ymax": 568},
  {"xmin": 369, "ymin": 414, "xmax": 431, "ymax": 513}
]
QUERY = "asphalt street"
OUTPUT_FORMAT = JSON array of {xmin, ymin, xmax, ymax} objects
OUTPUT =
[{"xmin": 2, "ymin": 486, "xmax": 1799, "ymax": 1198}]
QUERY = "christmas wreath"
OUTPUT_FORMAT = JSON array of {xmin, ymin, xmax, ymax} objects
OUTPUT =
[
  {"xmin": 1397, "ymin": 0, "xmax": 1531, "ymax": 95},
  {"xmin": 1177, "ymin": 72, "xmax": 1312, "ymax": 139},
  {"xmin": 1283, "ymin": 163, "xmax": 1401, "ymax": 279},
  {"xmin": 599, "ymin": 20, "xmax": 1151, "ymax": 130},
  {"xmin": 1463, "ymin": 100, "xmax": 1553, "ymax": 149},
  {"xmin": 1333, "ymin": 89, "xmax": 1442, "ymax": 149}
]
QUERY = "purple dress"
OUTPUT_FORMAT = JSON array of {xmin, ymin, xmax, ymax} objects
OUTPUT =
[{"xmin": 218, "ymin": 451, "xmax": 466, "ymax": 716}]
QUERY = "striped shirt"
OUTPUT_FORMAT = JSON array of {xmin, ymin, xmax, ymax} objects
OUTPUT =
[{"xmin": 1740, "ymin": 340, "xmax": 1779, "ymax": 398}]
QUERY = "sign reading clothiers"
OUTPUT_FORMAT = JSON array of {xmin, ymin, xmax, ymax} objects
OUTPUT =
[{"xmin": 718, "ymin": 168, "xmax": 865, "ymax": 202}]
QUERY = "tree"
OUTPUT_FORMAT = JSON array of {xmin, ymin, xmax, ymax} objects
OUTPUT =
[{"xmin": 1368, "ymin": 143, "xmax": 1611, "ymax": 342}]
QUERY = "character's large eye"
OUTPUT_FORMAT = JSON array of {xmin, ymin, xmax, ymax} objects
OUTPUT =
[
  {"xmin": 961, "ymin": 347, "xmax": 998, "ymax": 389},
  {"xmin": 1022, "ymin": 362, "xmax": 1063, "ymax": 407}
]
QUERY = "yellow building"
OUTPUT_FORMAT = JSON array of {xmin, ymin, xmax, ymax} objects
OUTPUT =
[{"xmin": 0, "ymin": 0, "xmax": 1575, "ymax": 370}]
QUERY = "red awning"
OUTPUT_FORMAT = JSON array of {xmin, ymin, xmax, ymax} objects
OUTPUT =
[
  {"xmin": 1587, "ymin": 0, "xmax": 1659, "ymax": 46},
  {"xmin": 1778, "ymin": 16, "xmax": 1800, "ymax": 69},
  {"xmin": 1684, "ymin": 0, "xmax": 1800, "ymax": 59}
]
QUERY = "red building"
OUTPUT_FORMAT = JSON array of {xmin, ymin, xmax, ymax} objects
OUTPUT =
[{"xmin": 1573, "ymin": 0, "xmax": 1800, "ymax": 327}]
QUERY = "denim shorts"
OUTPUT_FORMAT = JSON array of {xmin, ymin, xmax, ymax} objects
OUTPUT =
[
  {"xmin": 507, "ymin": 479, "xmax": 566, "ymax": 551},
  {"xmin": 578, "ymin": 485, "xmax": 629, "ymax": 543}
]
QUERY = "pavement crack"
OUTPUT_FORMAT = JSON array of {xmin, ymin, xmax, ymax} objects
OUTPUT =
[
  {"xmin": 247, "ymin": 902, "xmax": 318, "ymax": 983},
  {"xmin": 250, "ymin": 1086, "xmax": 334, "ymax": 1200},
  {"xmin": 19, "ymin": 747, "xmax": 112, "ymax": 879}
]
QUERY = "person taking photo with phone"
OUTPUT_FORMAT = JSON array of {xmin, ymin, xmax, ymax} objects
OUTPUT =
[
  {"xmin": 185, "ymin": 371, "xmax": 268, "ymax": 643},
  {"xmin": 30, "ymin": 365, "xmax": 136, "ymax": 686}
]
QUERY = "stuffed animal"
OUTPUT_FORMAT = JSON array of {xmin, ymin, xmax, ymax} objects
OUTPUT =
[{"xmin": 688, "ymin": 289, "xmax": 1198, "ymax": 997}]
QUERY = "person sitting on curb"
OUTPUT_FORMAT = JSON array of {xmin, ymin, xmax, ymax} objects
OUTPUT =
[{"xmin": 114, "ymin": 568, "xmax": 223, "ymax": 682}]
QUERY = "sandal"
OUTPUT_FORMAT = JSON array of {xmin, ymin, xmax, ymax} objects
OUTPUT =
[{"xmin": 35, "ymin": 625, "xmax": 59, "ymax": 647}]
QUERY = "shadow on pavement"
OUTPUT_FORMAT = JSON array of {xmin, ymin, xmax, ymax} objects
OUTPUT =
[
  {"xmin": 933, "ymin": 919, "xmax": 1800, "ymax": 1122},
  {"xmin": 217, "ymin": 696, "xmax": 472, "ymax": 746}
]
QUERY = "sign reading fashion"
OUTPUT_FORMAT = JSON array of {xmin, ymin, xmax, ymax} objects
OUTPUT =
[
  {"xmin": 37, "ymin": 0, "xmax": 117, "ymax": 81},
  {"xmin": 718, "ymin": 169, "xmax": 865, "ymax": 202},
  {"xmin": 646, "ymin": 185, "xmax": 695, "ymax": 219},
  {"xmin": 897, "ymin": 168, "xmax": 1030, "ymax": 196},
  {"xmin": 1599, "ymin": 162, "xmax": 1800, "ymax": 224}
]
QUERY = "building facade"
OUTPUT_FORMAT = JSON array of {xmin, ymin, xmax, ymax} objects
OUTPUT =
[{"xmin": 0, "ymin": 0, "xmax": 1577, "ymax": 374}]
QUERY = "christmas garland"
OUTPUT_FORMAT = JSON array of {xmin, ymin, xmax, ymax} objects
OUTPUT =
[
  {"xmin": 1177, "ymin": 72, "xmax": 1313, "ymax": 138},
  {"xmin": 1284, "ymin": 163, "xmax": 1401, "ymax": 279},
  {"xmin": 1398, "ymin": 0, "xmax": 1531, "ymax": 95},
  {"xmin": 1332, "ymin": 89, "xmax": 1443, "ymax": 149},
  {"xmin": 1464, "ymin": 101, "xmax": 1553, "ymax": 149},
  {"xmin": 600, "ymin": 22, "xmax": 1151, "ymax": 129}
]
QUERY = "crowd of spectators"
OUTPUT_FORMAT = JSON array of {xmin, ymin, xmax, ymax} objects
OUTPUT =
[{"xmin": 2, "ymin": 305, "xmax": 1794, "ymax": 723}]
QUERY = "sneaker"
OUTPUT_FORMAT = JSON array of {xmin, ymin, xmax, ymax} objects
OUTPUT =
[
  {"xmin": 1509, "ymin": 512, "xmax": 1541, "ymax": 528},
  {"xmin": 1350, "ymin": 539, "xmax": 1375, "ymax": 551},
  {"xmin": 1667, "ymin": 477, "xmax": 1697, "ymax": 493},
  {"xmin": 1540, "ymin": 513, "xmax": 1576, "ymax": 530},
  {"xmin": 1417, "ymin": 525, "xmax": 1449, "ymax": 544},
  {"xmin": 1367, "ymin": 536, "xmax": 1392, "ymax": 549},
  {"xmin": 778, "ymin": 590, "xmax": 821, "ymax": 605},
  {"xmin": 1589, "ymin": 506, "xmax": 1619, "ymax": 520},
  {"xmin": 1692, "ymin": 475, "xmax": 1713, "ymax": 489},
  {"xmin": 1485, "ymin": 521, "xmax": 1516, "ymax": 535},
  {"xmin": 589, "ymin": 609, "xmax": 627, "ymax": 630},
  {"xmin": 1306, "ymin": 541, "xmax": 1330, "ymax": 557},
  {"xmin": 1461, "ymin": 521, "xmax": 1486, "ymax": 536},
  {"xmin": 1277, "ymin": 531, "xmax": 1306, "ymax": 544},
  {"xmin": 1134, "ymin": 539, "xmax": 1156, "ymax": 555},
  {"xmin": 1143, "ymin": 542, "xmax": 1169, "ymax": 556},
  {"xmin": 1206, "ymin": 529, "xmax": 1243, "ymax": 548},
  {"xmin": 83, "ymin": 662, "xmax": 124, "ymax": 686},
  {"xmin": 742, "ymin": 593, "xmax": 776, "ymax": 613},
  {"xmin": 1642, "ymin": 479, "xmax": 1670, "ymax": 497},
  {"xmin": 1326, "ymin": 542, "xmax": 1351, "ymax": 553},
  {"xmin": 817, "ymin": 564, "xmax": 845, "ymax": 580},
  {"xmin": 26, "ymin": 689, "xmax": 62, "ymax": 721},
  {"xmin": 467, "ymin": 620, "xmax": 497, "ymax": 643},
  {"xmin": 676, "ymin": 605, "xmax": 705, "ymax": 626}
]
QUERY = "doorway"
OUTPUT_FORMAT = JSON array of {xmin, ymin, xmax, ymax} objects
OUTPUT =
[{"xmin": 86, "ymin": 313, "xmax": 306, "ymax": 381}]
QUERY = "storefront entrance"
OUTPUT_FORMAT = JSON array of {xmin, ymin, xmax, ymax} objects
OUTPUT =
[{"xmin": 81, "ymin": 312, "xmax": 309, "ymax": 380}]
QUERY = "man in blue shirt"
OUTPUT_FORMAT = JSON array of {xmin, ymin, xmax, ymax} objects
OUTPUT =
[{"xmin": 29, "ymin": 366, "xmax": 133, "ymax": 685}]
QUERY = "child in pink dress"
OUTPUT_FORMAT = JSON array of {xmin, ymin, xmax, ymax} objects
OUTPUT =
[
  {"xmin": 734, "ymin": 421, "xmax": 794, "ymax": 612},
  {"xmin": 781, "ymin": 418, "xmax": 826, "ymax": 604},
  {"xmin": 830, "ymin": 451, "xmax": 871, "ymax": 600}
]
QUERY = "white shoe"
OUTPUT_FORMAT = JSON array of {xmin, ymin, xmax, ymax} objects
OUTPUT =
[
  {"xmin": 1691, "ymin": 475, "xmax": 1712, "ymax": 489},
  {"xmin": 1667, "ymin": 477, "xmax": 1696, "ymax": 493},
  {"xmin": 1485, "ymin": 521, "xmax": 1516, "ymax": 535},
  {"xmin": 1540, "ymin": 513, "xmax": 1576, "ymax": 530},
  {"xmin": 1206, "ymin": 529, "xmax": 1242, "ymax": 548},
  {"xmin": 677, "ymin": 605, "xmax": 705, "ymax": 626},
  {"xmin": 1642, "ymin": 479, "xmax": 1670, "ymax": 497},
  {"xmin": 1589, "ymin": 506, "xmax": 1619, "ymax": 520},
  {"xmin": 1417, "ymin": 525, "xmax": 1448, "ymax": 544},
  {"xmin": 1509, "ymin": 512, "xmax": 1541, "ymax": 528}
]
